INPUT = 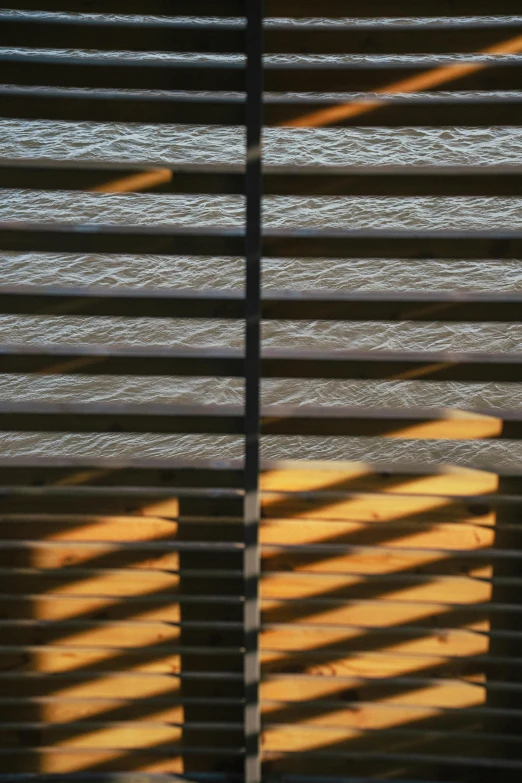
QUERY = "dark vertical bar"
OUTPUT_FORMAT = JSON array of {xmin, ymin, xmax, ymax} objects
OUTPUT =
[
  {"xmin": 484, "ymin": 495, "xmax": 522, "ymax": 783},
  {"xmin": 244, "ymin": 0, "xmax": 263, "ymax": 783}
]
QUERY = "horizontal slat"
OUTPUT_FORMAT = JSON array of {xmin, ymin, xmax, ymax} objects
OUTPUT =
[
  {"xmin": 263, "ymin": 228, "xmax": 522, "ymax": 259},
  {"xmin": 0, "ymin": 567, "xmax": 503, "ymax": 603},
  {"xmin": 0, "ymin": 542, "xmax": 239, "ymax": 572},
  {"xmin": 0, "ymin": 776, "xmax": 233, "ymax": 783},
  {"xmin": 0, "ymin": 567, "xmax": 244, "ymax": 598},
  {"xmin": 260, "ymin": 405, "xmax": 522, "ymax": 438},
  {"xmin": 0, "ymin": 669, "xmax": 506, "ymax": 690},
  {"xmin": 0, "ymin": 620, "xmax": 243, "ymax": 644},
  {"xmin": 261, "ymin": 165, "xmax": 522, "ymax": 198},
  {"xmin": 259, "ymin": 459, "xmax": 522, "ymax": 488},
  {"xmin": 273, "ymin": 0, "xmax": 522, "ymax": 14},
  {"xmin": 0, "ymin": 88, "xmax": 244, "ymax": 126},
  {"xmin": 268, "ymin": 779, "xmax": 464, "ymax": 783},
  {"xmin": 0, "ymin": 697, "xmax": 243, "ymax": 726},
  {"xmin": 263, "ymin": 700, "xmax": 522, "ymax": 723},
  {"xmin": 0, "ymin": 721, "xmax": 242, "ymax": 743},
  {"xmin": 4, "ymin": 0, "xmax": 522, "ymax": 15},
  {"xmin": 263, "ymin": 289, "xmax": 522, "ymax": 323},
  {"xmin": 265, "ymin": 95, "xmax": 522, "ymax": 128},
  {"xmin": 263, "ymin": 548, "xmax": 502, "ymax": 578},
  {"xmin": 4, "ymin": 223, "xmax": 522, "ymax": 260},
  {"xmin": 0, "ymin": 222, "xmax": 244, "ymax": 256},
  {"xmin": 0, "ymin": 534, "xmax": 505, "ymax": 573},
  {"xmin": 261, "ymin": 349, "xmax": 522, "ymax": 382},
  {"xmin": 0, "ymin": 747, "xmax": 242, "ymax": 758},
  {"xmin": 0, "ymin": 652, "xmax": 242, "ymax": 678},
  {"xmin": 0, "ymin": 626, "xmax": 495, "ymax": 665},
  {"xmin": 262, "ymin": 724, "xmax": 522, "ymax": 748},
  {"xmin": 6, "ymin": 159, "xmax": 522, "ymax": 197},
  {"xmin": 261, "ymin": 496, "xmax": 511, "ymax": 531},
  {"xmin": 0, "ymin": 344, "xmax": 521, "ymax": 382},
  {"xmin": 262, "ymin": 571, "xmax": 518, "ymax": 591},
  {"xmin": 262, "ymin": 624, "xmax": 494, "ymax": 658},
  {"xmin": 0, "ymin": 672, "xmax": 244, "ymax": 706},
  {"xmin": 0, "ymin": 285, "xmax": 244, "ymax": 318},
  {"xmin": 0, "ymin": 456, "xmax": 243, "ymax": 488},
  {"xmin": 0, "ymin": 618, "xmax": 242, "ymax": 647},
  {"xmin": 0, "ymin": 648, "xmax": 242, "ymax": 676},
  {"xmin": 3, "ymin": 90, "xmax": 522, "ymax": 127},
  {"xmin": 0, "ymin": 55, "xmax": 246, "ymax": 93},
  {"xmin": 0, "ymin": 761, "xmax": 240, "ymax": 781},
  {"xmin": 263, "ymin": 656, "xmax": 514, "ymax": 685},
  {"xmin": 264, "ymin": 623, "xmax": 520, "ymax": 646},
  {"xmin": 1, "ymin": 401, "xmax": 522, "ymax": 439},
  {"xmin": 261, "ymin": 541, "xmax": 509, "ymax": 558},
  {"xmin": 0, "ymin": 499, "xmax": 507, "ymax": 537},
  {"xmin": 3, "ymin": 17, "xmax": 522, "ymax": 55},
  {"xmin": 267, "ymin": 22, "xmax": 522, "ymax": 55},
  {"xmin": 0, "ymin": 17, "xmax": 245, "ymax": 53},
  {"xmin": 0, "ymin": 595, "xmax": 243, "ymax": 623},
  {"xmin": 0, "ymin": 777, "xmax": 236, "ymax": 783},
  {"xmin": 0, "ymin": 592, "xmax": 515, "ymax": 621},
  {"xmin": 0, "ymin": 158, "xmax": 247, "ymax": 194},
  {"xmin": 262, "ymin": 749, "xmax": 522, "ymax": 771},
  {"xmin": 1, "ymin": 157, "xmax": 522, "ymax": 198},
  {"xmin": 2, "ymin": 0, "xmax": 245, "ymax": 14},
  {"xmin": 262, "ymin": 596, "xmax": 516, "ymax": 615},
  {"xmin": 0, "ymin": 402, "xmax": 244, "ymax": 435},
  {"xmin": 0, "ymin": 515, "xmax": 242, "ymax": 543},
  {"xmin": 0, "ymin": 486, "xmax": 242, "ymax": 518},
  {"xmin": 4, "ymin": 55, "xmax": 522, "ymax": 94},
  {"xmin": 260, "ymin": 679, "xmax": 507, "ymax": 718},
  {"xmin": 0, "ymin": 343, "xmax": 244, "ymax": 377},
  {"xmin": 249, "ymin": 60, "xmax": 522, "ymax": 94},
  {"xmin": 0, "ymin": 457, "xmax": 520, "ymax": 492},
  {"xmin": 7, "ymin": 285, "xmax": 522, "ymax": 322}
]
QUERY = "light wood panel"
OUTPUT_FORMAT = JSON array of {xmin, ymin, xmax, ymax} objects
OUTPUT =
[{"xmin": 0, "ymin": 461, "xmax": 509, "ymax": 777}]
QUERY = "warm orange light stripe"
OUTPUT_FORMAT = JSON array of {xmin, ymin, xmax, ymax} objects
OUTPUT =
[
  {"xmin": 92, "ymin": 168, "xmax": 173, "ymax": 193},
  {"xmin": 283, "ymin": 34, "xmax": 522, "ymax": 129}
]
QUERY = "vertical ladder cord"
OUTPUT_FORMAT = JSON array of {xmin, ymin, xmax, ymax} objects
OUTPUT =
[{"xmin": 244, "ymin": 1, "xmax": 263, "ymax": 783}]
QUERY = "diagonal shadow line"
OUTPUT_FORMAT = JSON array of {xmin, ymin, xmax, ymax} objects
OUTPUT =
[
  {"xmin": 0, "ymin": 464, "xmax": 498, "ymax": 632},
  {"xmin": 257, "ymin": 475, "xmax": 517, "ymax": 767},
  {"xmin": 0, "ymin": 468, "xmax": 500, "ymax": 688},
  {"xmin": 279, "ymin": 33, "xmax": 522, "ymax": 130},
  {"xmin": 1, "ymin": 739, "xmax": 246, "ymax": 776},
  {"xmin": 0, "ymin": 641, "xmax": 509, "ymax": 776},
  {"xmin": 0, "ymin": 496, "xmax": 246, "ymax": 771},
  {"xmin": 0, "ymin": 457, "xmax": 499, "ymax": 576},
  {"xmin": 0, "ymin": 524, "xmax": 496, "ymax": 658},
  {"xmin": 261, "ymin": 490, "xmax": 496, "ymax": 530},
  {"xmin": 0, "ymin": 620, "xmax": 492, "ymax": 772},
  {"xmin": 259, "ymin": 639, "xmax": 522, "ymax": 782},
  {"xmin": 4, "ymin": 33, "xmax": 522, "ymax": 783},
  {"xmin": 259, "ymin": 459, "xmax": 498, "ymax": 526},
  {"xmin": 0, "ymin": 521, "xmax": 499, "ymax": 608},
  {"xmin": 2, "ymin": 466, "xmax": 512, "ymax": 776},
  {"xmin": 3, "ymin": 670, "xmax": 516, "ymax": 778},
  {"xmin": 3, "ymin": 690, "xmax": 244, "ymax": 726},
  {"xmin": 0, "ymin": 576, "xmax": 496, "ymax": 724},
  {"xmin": 0, "ymin": 587, "xmax": 496, "ymax": 709},
  {"xmin": 0, "ymin": 593, "xmax": 493, "ymax": 683},
  {"xmin": 259, "ymin": 503, "xmax": 522, "ymax": 780}
]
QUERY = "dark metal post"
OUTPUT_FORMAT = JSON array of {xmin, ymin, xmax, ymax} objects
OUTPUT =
[{"xmin": 244, "ymin": 1, "xmax": 263, "ymax": 782}]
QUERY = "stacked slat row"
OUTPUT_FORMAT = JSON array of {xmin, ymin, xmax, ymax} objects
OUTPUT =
[
  {"xmin": 2, "ymin": 2, "xmax": 522, "ymax": 782},
  {"xmin": 0, "ymin": 3, "xmax": 251, "ymax": 780}
]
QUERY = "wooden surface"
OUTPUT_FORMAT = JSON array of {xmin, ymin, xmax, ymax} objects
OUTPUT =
[{"xmin": 0, "ymin": 461, "xmax": 518, "ymax": 777}]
